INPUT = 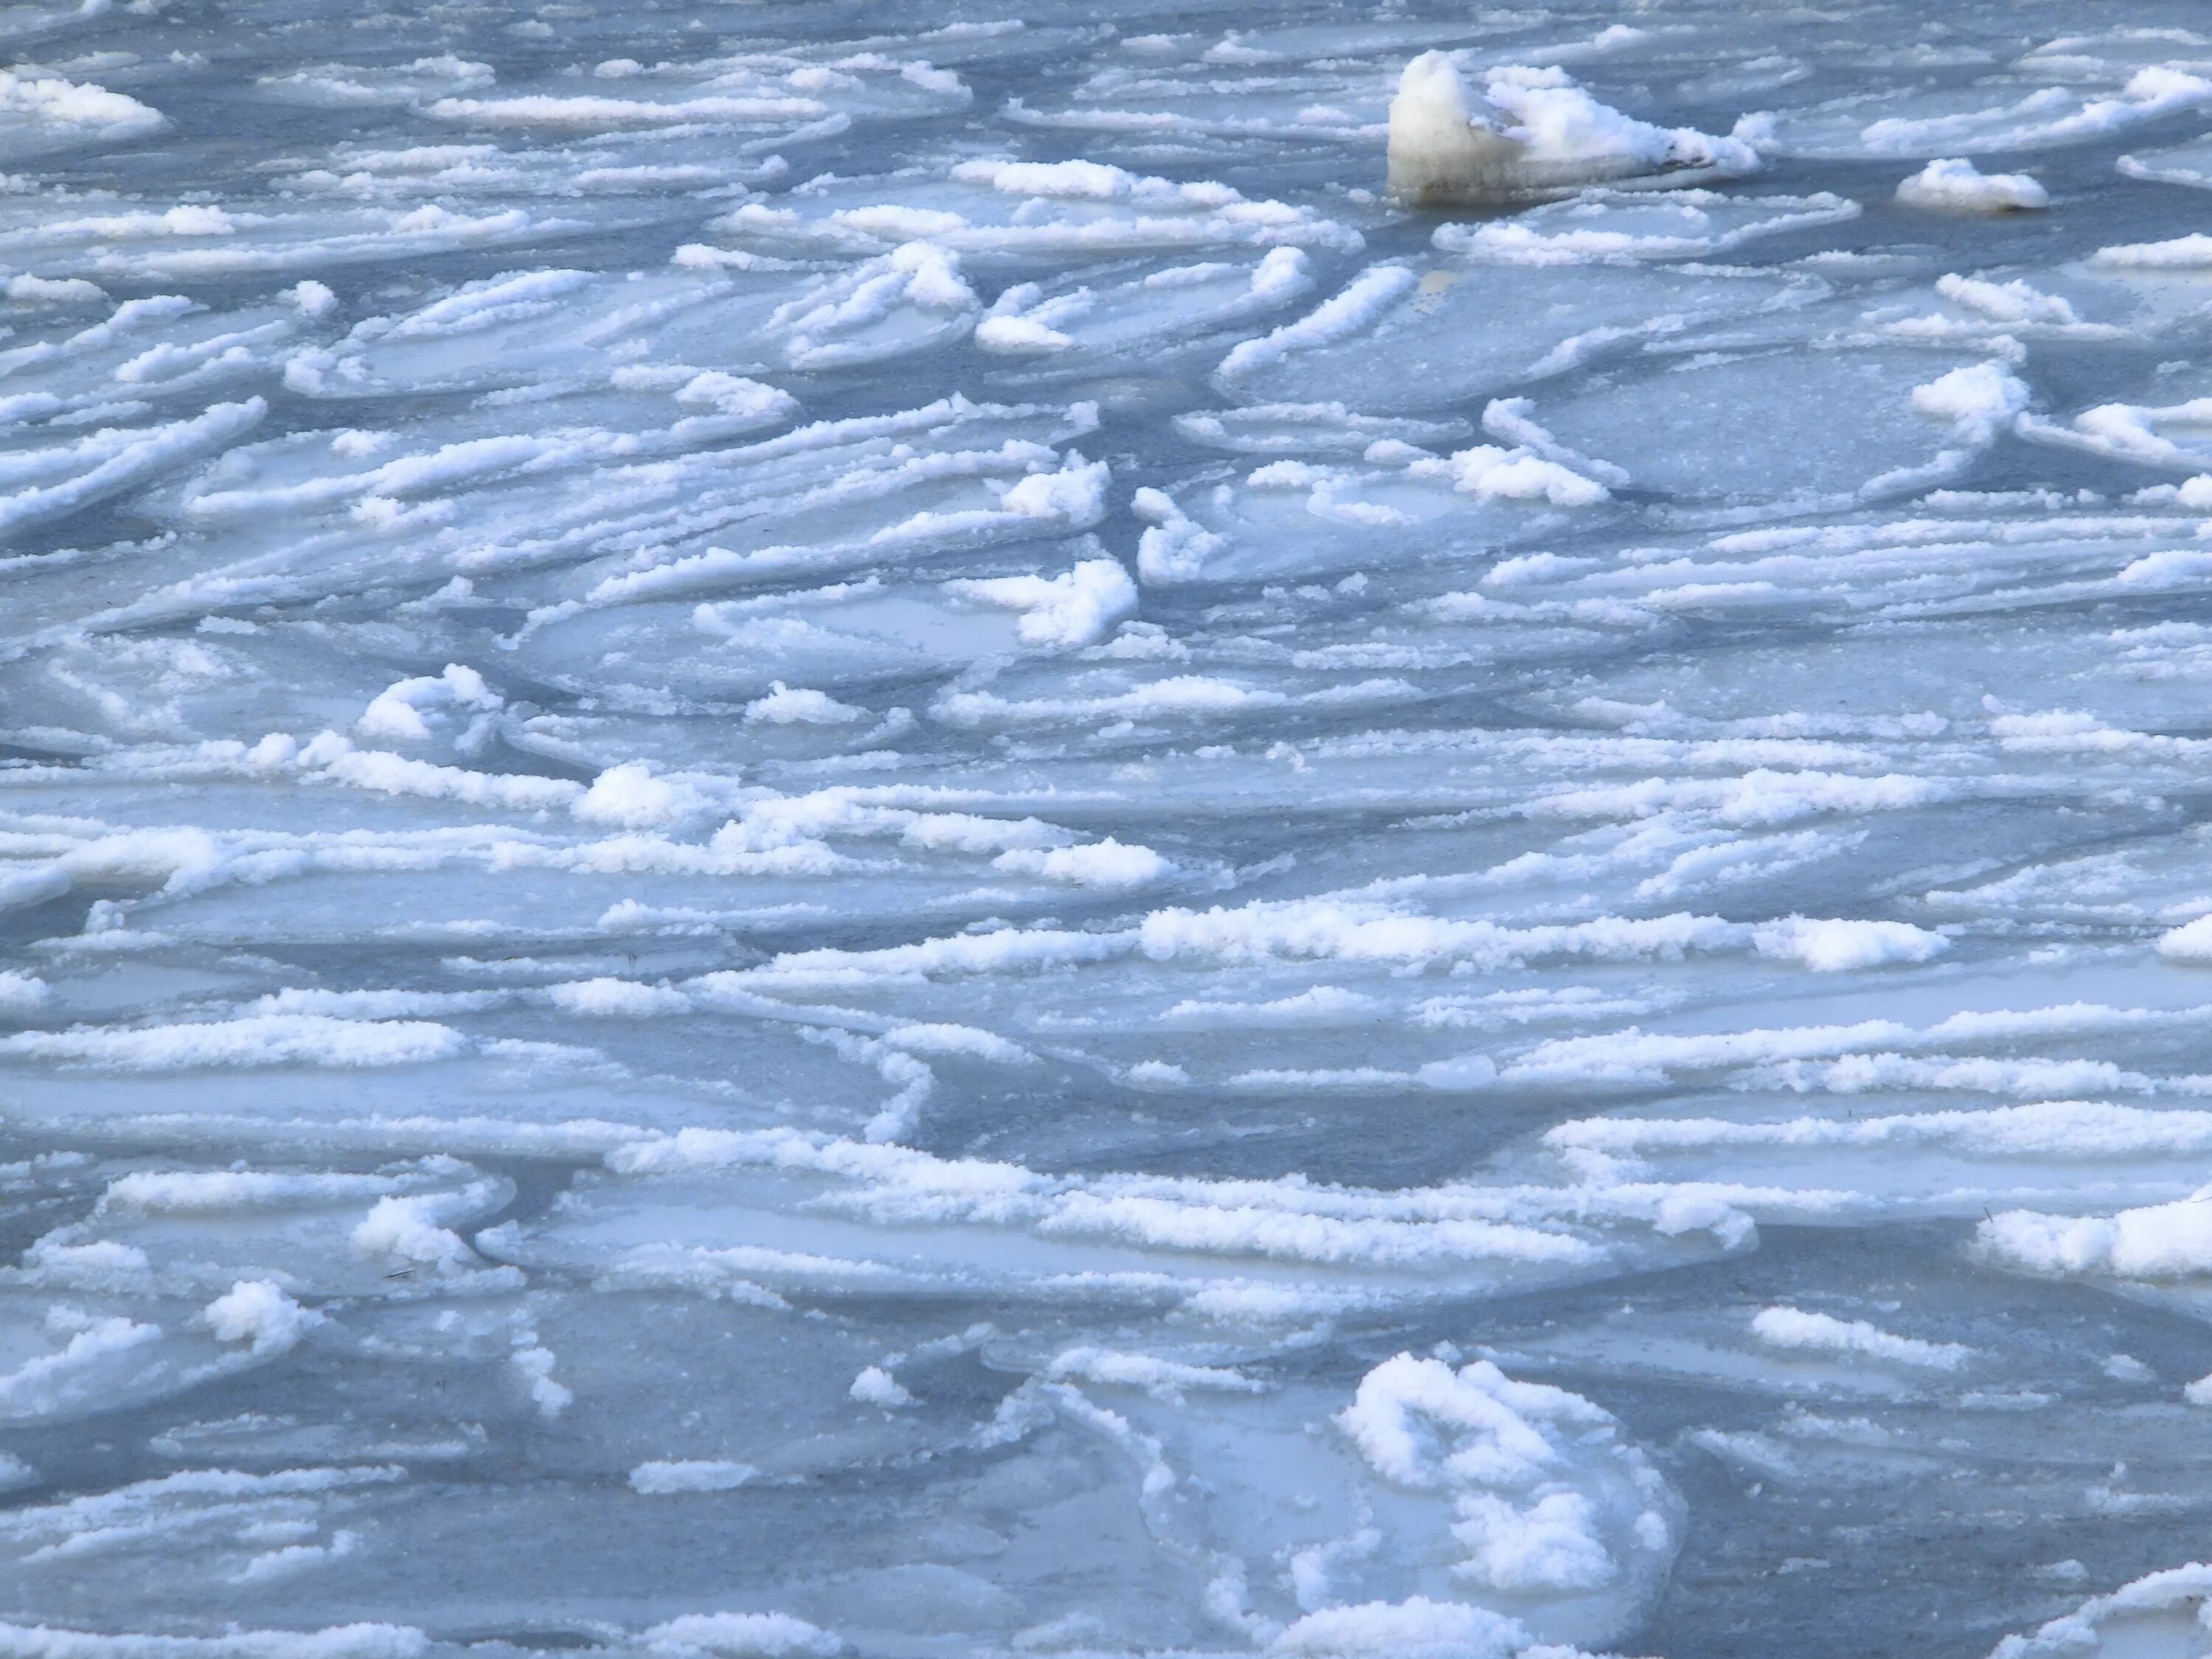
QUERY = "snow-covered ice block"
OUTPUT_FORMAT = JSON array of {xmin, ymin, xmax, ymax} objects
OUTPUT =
[
  {"xmin": 1387, "ymin": 55, "xmax": 1761, "ymax": 204},
  {"xmin": 1895, "ymin": 158, "xmax": 2049, "ymax": 213}
]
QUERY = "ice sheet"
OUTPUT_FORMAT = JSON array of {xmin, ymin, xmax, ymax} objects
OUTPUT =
[{"xmin": 6, "ymin": 4, "xmax": 2212, "ymax": 1658}]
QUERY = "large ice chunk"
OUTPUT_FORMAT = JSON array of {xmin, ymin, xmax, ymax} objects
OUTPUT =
[{"xmin": 1387, "ymin": 55, "xmax": 1760, "ymax": 204}]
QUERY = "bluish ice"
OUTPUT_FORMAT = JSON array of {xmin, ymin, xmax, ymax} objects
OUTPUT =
[{"xmin": 10, "ymin": 4, "xmax": 2212, "ymax": 1658}]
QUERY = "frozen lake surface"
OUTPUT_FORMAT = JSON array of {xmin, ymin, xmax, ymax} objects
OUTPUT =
[{"xmin": 15, "ymin": 1, "xmax": 2212, "ymax": 1655}]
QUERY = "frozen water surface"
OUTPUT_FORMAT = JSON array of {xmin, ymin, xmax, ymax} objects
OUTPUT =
[{"xmin": 17, "ymin": 2, "xmax": 2212, "ymax": 1657}]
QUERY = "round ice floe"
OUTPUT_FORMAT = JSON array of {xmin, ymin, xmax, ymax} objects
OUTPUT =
[
  {"xmin": 1437, "ymin": 188, "xmax": 1857, "ymax": 264},
  {"xmin": 1763, "ymin": 66, "xmax": 2212, "ymax": 159},
  {"xmin": 1132, "ymin": 445, "xmax": 1601, "ymax": 585},
  {"xmin": 708, "ymin": 161, "xmax": 1360, "ymax": 269},
  {"xmin": 421, "ymin": 54, "xmax": 964, "ymax": 132},
  {"xmin": 1212, "ymin": 259, "xmax": 1802, "ymax": 414},
  {"xmin": 1175, "ymin": 403, "xmax": 1472, "ymax": 457},
  {"xmin": 1023, "ymin": 1351, "xmax": 1677, "ymax": 1649},
  {"xmin": 284, "ymin": 257, "xmax": 936, "ymax": 395},
  {"xmin": 254, "ymin": 55, "xmax": 496, "ymax": 110},
  {"xmin": 2020, "ymin": 384, "xmax": 2212, "ymax": 473},
  {"xmin": 2120, "ymin": 133, "xmax": 2212, "ymax": 191},
  {"xmin": 976, "ymin": 248, "xmax": 1312, "ymax": 363},
  {"xmin": 1523, "ymin": 348, "xmax": 2024, "ymax": 506},
  {"xmin": 0, "ymin": 201, "xmax": 583, "ymax": 283},
  {"xmin": 0, "ymin": 399, "xmax": 266, "ymax": 539},
  {"xmin": 0, "ymin": 295, "xmax": 316, "ymax": 430}
]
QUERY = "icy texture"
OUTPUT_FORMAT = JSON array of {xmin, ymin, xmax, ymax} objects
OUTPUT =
[{"xmin": 7, "ymin": 4, "xmax": 2212, "ymax": 1659}]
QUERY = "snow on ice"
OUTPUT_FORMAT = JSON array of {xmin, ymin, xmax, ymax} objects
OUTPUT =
[{"xmin": 7, "ymin": 3, "xmax": 2212, "ymax": 1658}]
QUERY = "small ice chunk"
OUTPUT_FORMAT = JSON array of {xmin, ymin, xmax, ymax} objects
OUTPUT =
[
  {"xmin": 1387, "ymin": 53, "xmax": 1758, "ymax": 204},
  {"xmin": 6, "ymin": 274, "xmax": 105, "ymax": 302},
  {"xmin": 0, "ymin": 970, "xmax": 49, "ymax": 1014},
  {"xmin": 352, "ymin": 1195, "xmax": 474, "ymax": 1267},
  {"xmin": 1752, "ymin": 916, "xmax": 1950, "ymax": 972},
  {"xmin": 2157, "ymin": 912, "xmax": 2212, "ymax": 963},
  {"xmin": 1125, "ymin": 1060, "xmax": 1190, "ymax": 1085},
  {"xmin": 355, "ymin": 663, "xmax": 501, "ymax": 742},
  {"xmin": 992, "ymin": 838, "xmax": 1178, "ymax": 888},
  {"xmin": 1447, "ymin": 443, "xmax": 1609, "ymax": 506},
  {"xmin": 1896, "ymin": 158, "xmax": 2048, "ymax": 213},
  {"xmin": 945, "ymin": 557, "xmax": 1137, "ymax": 648},
  {"xmin": 0, "ymin": 69, "xmax": 166, "ymax": 155},
  {"xmin": 288, "ymin": 278, "xmax": 338, "ymax": 315},
  {"xmin": 574, "ymin": 763, "xmax": 707, "ymax": 829},
  {"xmin": 1910, "ymin": 361, "xmax": 2030, "ymax": 441},
  {"xmin": 2092, "ymin": 232, "xmax": 2212, "ymax": 269},
  {"xmin": 201, "ymin": 1280, "xmax": 320, "ymax": 1355},
  {"xmin": 641, "ymin": 1613, "xmax": 841, "ymax": 1657},
  {"xmin": 628, "ymin": 1459, "xmax": 758, "ymax": 1495},
  {"xmin": 744, "ymin": 683, "xmax": 866, "ymax": 725},
  {"xmin": 1978, "ymin": 1195, "xmax": 2212, "ymax": 1279},
  {"xmin": 546, "ymin": 978, "xmax": 691, "ymax": 1018},
  {"xmin": 849, "ymin": 1365, "xmax": 914, "ymax": 1408},
  {"xmin": 1750, "ymin": 1305, "xmax": 1972, "ymax": 1369}
]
